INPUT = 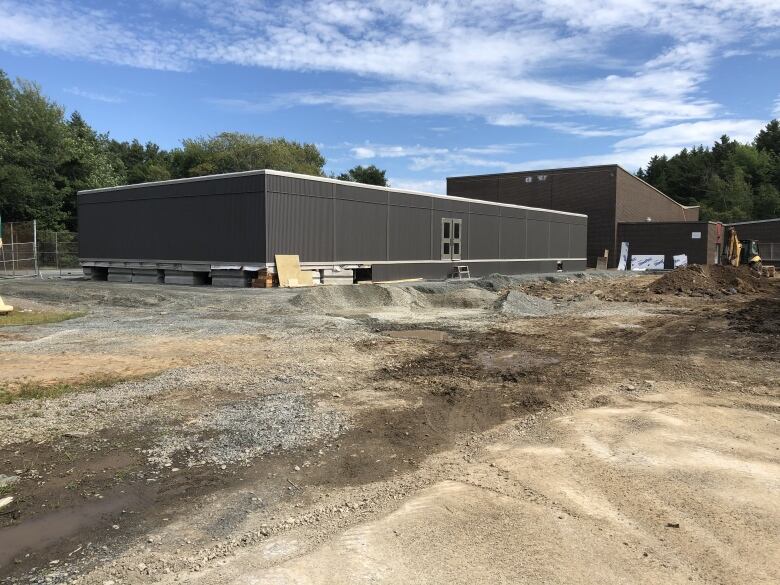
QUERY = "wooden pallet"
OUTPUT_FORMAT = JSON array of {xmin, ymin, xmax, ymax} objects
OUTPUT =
[{"xmin": 762, "ymin": 265, "xmax": 775, "ymax": 278}]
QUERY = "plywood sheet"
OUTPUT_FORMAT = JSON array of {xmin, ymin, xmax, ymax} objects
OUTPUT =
[{"xmin": 275, "ymin": 255, "xmax": 314, "ymax": 287}]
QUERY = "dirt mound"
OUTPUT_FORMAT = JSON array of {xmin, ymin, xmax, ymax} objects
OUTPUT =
[
  {"xmin": 496, "ymin": 290, "xmax": 556, "ymax": 316},
  {"xmin": 291, "ymin": 283, "xmax": 496, "ymax": 312},
  {"xmin": 475, "ymin": 273, "xmax": 517, "ymax": 291},
  {"xmin": 291, "ymin": 284, "xmax": 426, "ymax": 311},
  {"xmin": 728, "ymin": 297, "xmax": 780, "ymax": 337},
  {"xmin": 649, "ymin": 265, "xmax": 769, "ymax": 297}
]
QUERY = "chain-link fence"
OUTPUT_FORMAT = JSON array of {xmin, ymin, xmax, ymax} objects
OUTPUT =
[
  {"xmin": 0, "ymin": 220, "xmax": 38, "ymax": 278},
  {"xmin": 0, "ymin": 220, "xmax": 80, "ymax": 278},
  {"xmin": 38, "ymin": 230, "xmax": 80, "ymax": 276}
]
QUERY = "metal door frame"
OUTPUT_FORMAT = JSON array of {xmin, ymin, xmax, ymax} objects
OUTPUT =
[
  {"xmin": 440, "ymin": 217, "xmax": 463, "ymax": 261},
  {"xmin": 451, "ymin": 218, "xmax": 462, "ymax": 260},
  {"xmin": 441, "ymin": 218, "xmax": 452, "ymax": 260}
]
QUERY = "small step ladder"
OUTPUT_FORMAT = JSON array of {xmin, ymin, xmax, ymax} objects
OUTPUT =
[{"xmin": 454, "ymin": 265, "xmax": 471, "ymax": 279}]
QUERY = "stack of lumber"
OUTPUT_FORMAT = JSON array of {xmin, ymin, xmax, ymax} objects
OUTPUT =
[{"xmin": 251, "ymin": 270, "xmax": 276, "ymax": 288}]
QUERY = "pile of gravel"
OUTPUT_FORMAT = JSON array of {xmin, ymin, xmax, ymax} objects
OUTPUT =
[
  {"xmin": 495, "ymin": 290, "xmax": 556, "ymax": 316},
  {"xmin": 291, "ymin": 283, "xmax": 497, "ymax": 312},
  {"xmin": 291, "ymin": 284, "xmax": 427, "ymax": 312},
  {"xmin": 145, "ymin": 392, "xmax": 349, "ymax": 468},
  {"xmin": 422, "ymin": 287, "xmax": 497, "ymax": 309},
  {"xmin": 474, "ymin": 274, "xmax": 517, "ymax": 291}
]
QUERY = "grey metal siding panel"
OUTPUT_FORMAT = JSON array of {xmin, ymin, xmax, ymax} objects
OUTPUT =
[
  {"xmin": 389, "ymin": 205, "xmax": 432, "ymax": 261},
  {"xmin": 79, "ymin": 175, "xmax": 265, "ymax": 205},
  {"xmin": 335, "ymin": 183, "xmax": 387, "ymax": 204},
  {"xmin": 78, "ymin": 185, "xmax": 265, "ymax": 262},
  {"xmin": 570, "ymin": 224, "xmax": 587, "ymax": 258},
  {"xmin": 499, "ymin": 216, "xmax": 527, "ymax": 258},
  {"xmin": 469, "ymin": 202, "xmax": 500, "ymax": 216},
  {"xmin": 500, "ymin": 206, "xmax": 528, "ymax": 220},
  {"xmin": 549, "ymin": 221, "xmax": 570, "ymax": 258},
  {"xmin": 267, "ymin": 174, "xmax": 332, "ymax": 199},
  {"xmin": 468, "ymin": 213, "xmax": 501, "ymax": 259},
  {"xmin": 433, "ymin": 198, "xmax": 470, "ymax": 213},
  {"xmin": 526, "ymin": 220, "xmax": 550, "ymax": 258},
  {"xmin": 265, "ymin": 191, "xmax": 333, "ymax": 263},
  {"xmin": 389, "ymin": 191, "xmax": 432, "ymax": 209},
  {"xmin": 80, "ymin": 172, "xmax": 587, "ymax": 273},
  {"xmin": 334, "ymin": 199, "xmax": 388, "ymax": 260}
]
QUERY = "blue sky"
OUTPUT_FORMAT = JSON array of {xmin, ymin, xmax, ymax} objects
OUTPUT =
[{"xmin": 1, "ymin": 0, "xmax": 779, "ymax": 193}]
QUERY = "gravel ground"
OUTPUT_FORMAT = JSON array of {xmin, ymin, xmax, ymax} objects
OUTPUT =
[{"xmin": 6, "ymin": 269, "xmax": 770, "ymax": 585}]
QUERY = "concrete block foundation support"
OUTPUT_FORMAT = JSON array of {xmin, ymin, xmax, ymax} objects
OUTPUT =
[
  {"xmin": 211, "ymin": 269, "xmax": 255, "ymax": 288},
  {"xmin": 131, "ymin": 268, "xmax": 164, "ymax": 284},
  {"xmin": 107, "ymin": 267, "xmax": 132, "ymax": 283}
]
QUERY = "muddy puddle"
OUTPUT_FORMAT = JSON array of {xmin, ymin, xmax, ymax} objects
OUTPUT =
[
  {"xmin": 385, "ymin": 329, "xmax": 452, "ymax": 342},
  {"xmin": 0, "ymin": 484, "xmax": 155, "ymax": 568}
]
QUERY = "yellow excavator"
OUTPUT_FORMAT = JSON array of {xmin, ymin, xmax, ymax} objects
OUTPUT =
[{"xmin": 723, "ymin": 227, "xmax": 762, "ymax": 273}]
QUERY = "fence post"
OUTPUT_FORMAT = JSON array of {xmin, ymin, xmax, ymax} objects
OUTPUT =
[
  {"xmin": 33, "ymin": 220, "xmax": 40, "ymax": 278},
  {"xmin": 54, "ymin": 231, "xmax": 60, "ymax": 276},
  {"xmin": 9, "ymin": 222, "xmax": 14, "ymax": 276},
  {"xmin": 0, "ymin": 225, "xmax": 5, "ymax": 276}
]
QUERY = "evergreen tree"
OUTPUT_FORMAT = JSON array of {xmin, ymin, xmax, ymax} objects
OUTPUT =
[{"xmin": 638, "ymin": 120, "xmax": 780, "ymax": 222}]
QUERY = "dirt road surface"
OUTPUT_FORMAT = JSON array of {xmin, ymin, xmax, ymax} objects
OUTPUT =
[{"xmin": 0, "ymin": 270, "xmax": 777, "ymax": 584}]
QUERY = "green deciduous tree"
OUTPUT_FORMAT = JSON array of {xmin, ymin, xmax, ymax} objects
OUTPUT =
[
  {"xmin": 109, "ymin": 139, "xmax": 171, "ymax": 185},
  {"xmin": 0, "ymin": 68, "xmax": 331, "ymax": 228},
  {"xmin": 170, "ymin": 132, "xmax": 325, "ymax": 178},
  {"xmin": 336, "ymin": 164, "xmax": 389, "ymax": 186}
]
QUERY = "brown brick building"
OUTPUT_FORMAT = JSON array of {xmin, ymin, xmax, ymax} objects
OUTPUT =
[{"xmin": 447, "ymin": 165, "xmax": 699, "ymax": 267}]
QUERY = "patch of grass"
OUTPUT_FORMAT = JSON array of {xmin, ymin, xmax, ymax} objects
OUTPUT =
[
  {"xmin": 0, "ymin": 373, "xmax": 147, "ymax": 405},
  {"xmin": 0, "ymin": 309, "xmax": 85, "ymax": 328}
]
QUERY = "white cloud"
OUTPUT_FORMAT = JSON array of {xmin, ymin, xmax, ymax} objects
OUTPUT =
[
  {"xmin": 486, "ymin": 113, "xmax": 530, "ymax": 127},
  {"xmin": 64, "ymin": 87, "xmax": 124, "ymax": 103},
  {"xmin": 350, "ymin": 117, "xmax": 768, "ymax": 177},
  {"xmin": 204, "ymin": 97, "xmax": 279, "ymax": 113},
  {"xmin": 773, "ymin": 96, "xmax": 780, "ymax": 118},
  {"xmin": 506, "ymin": 149, "xmax": 668, "ymax": 174},
  {"xmin": 614, "ymin": 119, "xmax": 766, "ymax": 149},
  {"xmin": 511, "ymin": 117, "xmax": 767, "ymax": 172},
  {"xmin": 345, "ymin": 142, "xmax": 535, "ymax": 173},
  {"xmin": 0, "ymin": 1, "xmax": 190, "ymax": 70},
  {"xmin": 2, "ymin": 1, "xmax": 779, "ymax": 129},
  {"xmin": 350, "ymin": 144, "xmax": 448, "ymax": 159}
]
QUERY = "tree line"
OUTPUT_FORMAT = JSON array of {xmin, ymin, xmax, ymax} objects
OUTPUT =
[
  {"xmin": 0, "ymin": 70, "xmax": 387, "ymax": 231},
  {"xmin": 2, "ymin": 68, "xmax": 779, "ymax": 230},
  {"xmin": 637, "ymin": 121, "xmax": 780, "ymax": 222}
]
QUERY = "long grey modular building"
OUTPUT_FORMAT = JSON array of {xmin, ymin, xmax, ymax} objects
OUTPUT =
[{"xmin": 78, "ymin": 170, "xmax": 587, "ymax": 285}]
